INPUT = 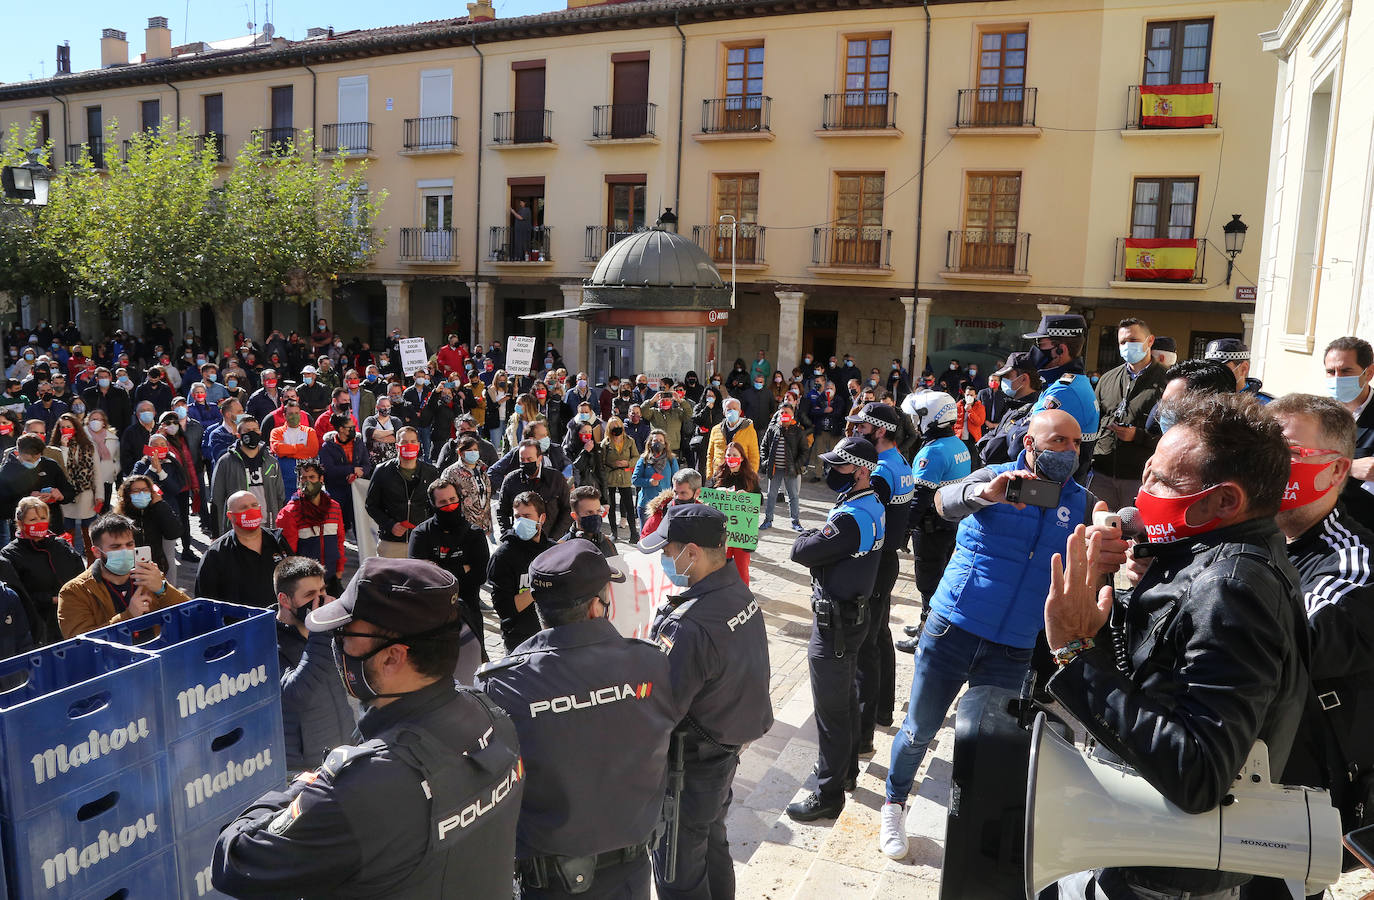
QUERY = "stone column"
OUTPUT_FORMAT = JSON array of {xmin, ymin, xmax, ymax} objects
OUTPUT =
[
  {"xmin": 775, "ymin": 290, "xmax": 807, "ymax": 372},
  {"xmin": 468, "ymin": 281, "xmax": 496, "ymax": 347},
  {"xmin": 383, "ymin": 278, "xmax": 411, "ymax": 336},
  {"xmin": 559, "ymin": 283, "xmax": 586, "ymax": 373},
  {"xmin": 910, "ymin": 296, "xmax": 934, "ymax": 373},
  {"xmin": 241, "ymin": 298, "xmax": 264, "ymax": 344},
  {"xmin": 899, "ymin": 296, "xmax": 915, "ymax": 369},
  {"xmin": 121, "ymin": 303, "xmax": 140, "ymax": 333},
  {"xmin": 1036, "ymin": 301, "xmax": 1071, "ymax": 318},
  {"xmin": 313, "ymin": 294, "xmax": 334, "ymax": 330},
  {"xmin": 77, "ymin": 295, "xmax": 102, "ymax": 342},
  {"xmin": 1240, "ymin": 312, "xmax": 1255, "ymax": 349}
]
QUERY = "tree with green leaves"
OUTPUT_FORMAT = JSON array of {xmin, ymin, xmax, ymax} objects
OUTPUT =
[{"xmin": 0, "ymin": 122, "xmax": 72, "ymax": 304}]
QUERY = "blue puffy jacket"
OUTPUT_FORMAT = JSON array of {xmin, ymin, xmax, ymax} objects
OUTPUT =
[{"xmin": 930, "ymin": 450, "xmax": 1091, "ymax": 648}]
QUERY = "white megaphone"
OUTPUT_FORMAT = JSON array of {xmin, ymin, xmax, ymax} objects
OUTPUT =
[{"xmin": 1024, "ymin": 712, "xmax": 1343, "ymax": 899}]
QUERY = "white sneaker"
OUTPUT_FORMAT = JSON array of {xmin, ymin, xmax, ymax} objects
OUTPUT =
[{"xmin": 879, "ymin": 801, "xmax": 909, "ymax": 860}]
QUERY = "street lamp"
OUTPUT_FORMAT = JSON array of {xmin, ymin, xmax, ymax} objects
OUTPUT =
[
  {"xmin": 1222, "ymin": 213, "xmax": 1247, "ymax": 286},
  {"xmin": 1, "ymin": 149, "xmax": 52, "ymax": 206},
  {"xmin": 718, "ymin": 214, "xmax": 737, "ymax": 309}
]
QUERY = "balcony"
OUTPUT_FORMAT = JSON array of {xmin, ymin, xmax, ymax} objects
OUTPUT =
[
  {"xmin": 492, "ymin": 110, "xmax": 554, "ymax": 147},
  {"xmin": 696, "ymin": 97, "xmax": 774, "ymax": 142},
  {"xmin": 692, "ymin": 223, "xmax": 767, "ymax": 268},
  {"xmin": 251, "ymin": 127, "xmax": 300, "ymax": 155},
  {"xmin": 818, "ymin": 92, "xmax": 899, "ymax": 136},
  {"xmin": 1123, "ymin": 83, "xmax": 1221, "ymax": 136},
  {"xmin": 590, "ymin": 103, "xmax": 658, "ymax": 142},
  {"xmin": 1111, "ymin": 237, "xmax": 1207, "ymax": 288},
  {"xmin": 951, "ymin": 88, "xmax": 1040, "ymax": 136},
  {"xmin": 193, "ymin": 133, "xmax": 229, "ymax": 163},
  {"xmin": 809, "ymin": 226, "xmax": 893, "ymax": 274},
  {"xmin": 489, "ymin": 225, "xmax": 554, "ymax": 263},
  {"xmin": 320, "ymin": 122, "xmax": 373, "ymax": 156},
  {"xmin": 65, "ymin": 139, "xmax": 106, "ymax": 169},
  {"xmin": 402, "ymin": 116, "xmax": 460, "ymax": 154},
  {"xmin": 941, "ymin": 230, "xmax": 1031, "ymax": 282},
  {"xmin": 583, "ymin": 225, "xmax": 639, "ymax": 262},
  {"xmin": 399, "ymin": 227, "xmax": 460, "ymax": 264}
]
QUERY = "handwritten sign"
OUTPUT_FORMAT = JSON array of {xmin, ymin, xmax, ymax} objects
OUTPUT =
[
  {"xmin": 397, "ymin": 337, "xmax": 428, "ymax": 374},
  {"xmin": 505, "ymin": 335, "xmax": 537, "ymax": 377},
  {"xmin": 700, "ymin": 487, "xmax": 760, "ymax": 552},
  {"xmin": 604, "ymin": 549, "xmax": 678, "ymax": 639}
]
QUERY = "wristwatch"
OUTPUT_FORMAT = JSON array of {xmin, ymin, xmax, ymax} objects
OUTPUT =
[
  {"xmin": 1051, "ymin": 636, "xmax": 1095, "ymax": 667},
  {"xmin": 153, "ymin": 579, "xmax": 168, "ymax": 596}
]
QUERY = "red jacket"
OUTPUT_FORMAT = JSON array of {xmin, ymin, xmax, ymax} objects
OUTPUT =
[
  {"xmin": 275, "ymin": 494, "xmax": 346, "ymax": 576},
  {"xmin": 955, "ymin": 399, "xmax": 986, "ymax": 441},
  {"xmin": 436, "ymin": 344, "xmax": 468, "ymax": 376}
]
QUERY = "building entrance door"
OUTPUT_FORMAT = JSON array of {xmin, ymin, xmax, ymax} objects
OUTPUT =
[{"xmin": 591, "ymin": 327, "xmax": 635, "ymax": 387}]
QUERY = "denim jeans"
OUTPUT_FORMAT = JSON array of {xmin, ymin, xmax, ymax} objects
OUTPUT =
[
  {"xmin": 885, "ymin": 611, "xmax": 1033, "ymax": 805},
  {"xmin": 761, "ymin": 472, "xmax": 800, "ymax": 524}
]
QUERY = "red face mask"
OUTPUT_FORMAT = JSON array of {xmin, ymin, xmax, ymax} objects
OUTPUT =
[
  {"xmin": 230, "ymin": 508, "xmax": 263, "ymax": 530},
  {"xmin": 659, "ymin": 400, "xmax": 672, "ymax": 410},
  {"xmin": 399, "ymin": 443, "xmax": 421, "ymax": 460},
  {"xmin": 437, "ymin": 500, "xmax": 462, "ymax": 513},
  {"xmin": 1279, "ymin": 450, "xmax": 1343, "ymax": 511},
  {"xmin": 347, "ymin": 380, "xmax": 360, "ymax": 390},
  {"xmin": 1, "ymin": 423, "xmax": 15, "ymax": 436},
  {"xmin": 725, "ymin": 455, "xmax": 743, "ymax": 469},
  {"xmin": 145, "ymin": 445, "xmax": 169, "ymax": 459},
  {"xmin": 20, "ymin": 520, "xmax": 49, "ymax": 540},
  {"xmin": 780, "ymin": 414, "xmax": 794, "ymax": 426},
  {"xmin": 535, "ymin": 391, "xmax": 547, "ymax": 402},
  {"xmin": 60, "ymin": 427, "xmax": 75, "ymax": 439},
  {"xmin": 265, "ymin": 379, "xmax": 278, "ymax": 389},
  {"xmin": 1135, "ymin": 485, "xmax": 1222, "ymax": 543}
]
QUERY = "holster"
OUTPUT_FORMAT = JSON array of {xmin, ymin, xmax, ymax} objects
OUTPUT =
[{"xmin": 813, "ymin": 592, "xmax": 866, "ymax": 657}]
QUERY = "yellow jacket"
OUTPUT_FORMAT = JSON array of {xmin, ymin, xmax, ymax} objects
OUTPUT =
[{"xmin": 706, "ymin": 419, "xmax": 760, "ymax": 477}]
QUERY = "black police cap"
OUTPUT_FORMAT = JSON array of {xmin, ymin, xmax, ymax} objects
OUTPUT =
[
  {"xmin": 308, "ymin": 557, "xmax": 459, "ymax": 635},
  {"xmin": 637, "ymin": 503, "xmax": 727, "ymax": 552},
  {"xmin": 528, "ymin": 539, "xmax": 626, "ymax": 611}
]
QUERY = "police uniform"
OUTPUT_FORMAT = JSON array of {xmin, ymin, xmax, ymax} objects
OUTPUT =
[
  {"xmin": 639, "ymin": 505, "xmax": 773, "ymax": 900},
  {"xmin": 787, "ymin": 438, "xmax": 885, "ymax": 820},
  {"xmin": 1204, "ymin": 337, "xmax": 1274, "ymax": 403},
  {"xmin": 1020, "ymin": 314, "xmax": 1099, "ymax": 479},
  {"xmin": 477, "ymin": 541, "xmax": 678, "ymax": 899},
  {"xmin": 213, "ymin": 558, "xmax": 523, "ymax": 899},
  {"xmin": 845, "ymin": 404, "xmax": 915, "ymax": 745}
]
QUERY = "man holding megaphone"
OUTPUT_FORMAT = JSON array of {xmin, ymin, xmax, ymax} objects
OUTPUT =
[{"xmin": 1041, "ymin": 393, "xmax": 1310, "ymax": 899}]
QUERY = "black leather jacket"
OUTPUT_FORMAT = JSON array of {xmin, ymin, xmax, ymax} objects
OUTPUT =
[{"xmin": 1048, "ymin": 517, "xmax": 1309, "ymax": 893}]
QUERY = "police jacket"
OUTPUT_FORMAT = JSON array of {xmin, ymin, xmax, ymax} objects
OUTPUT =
[
  {"xmin": 911, "ymin": 433, "xmax": 973, "ymax": 532},
  {"xmin": 278, "ymin": 625, "xmax": 356, "ymax": 773},
  {"xmin": 1276, "ymin": 504, "xmax": 1374, "ymax": 805},
  {"xmin": 487, "ymin": 531, "xmax": 554, "ymax": 652},
  {"xmin": 872, "ymin": 446, "xmax": 914, "ymax": 544},
  {"xmin": 791, "ymin": 487, "xmax": 885, "ymax": 603},
  {"xmin": 478, "ymin": 617, "xmax": 678, "ymax": 859},
  {"xmin": 213, "ymin": 677, "xmax": 523, "ymax": 899},
  {"xmin": 932, "ymin": 452, "xmax": 1092, "ymax": 649},
  {"xmin": 651, "ymin": 563, "xmax": 772, "ymax": 749},
  {"xmin": 365, "ymin": 458, "xmax": 440, "ymax": 545},
  {"xmin": 974, "ymin": 391, "xmax": 1040, "ymax": 466},
  {"xmin": 1047, "ymin": 517, "xmax": 1308, "ymax": 894}
]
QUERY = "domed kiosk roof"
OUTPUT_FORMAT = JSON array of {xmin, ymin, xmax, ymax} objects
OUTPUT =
[{"xmin": 583, "ymin": 227, "xmax": 729, "ymax": 311}]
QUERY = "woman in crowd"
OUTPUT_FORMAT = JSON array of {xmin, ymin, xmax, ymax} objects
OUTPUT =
[
  {"xmin": 131, "ymin": 433, "xmax": 189, "ymax": 575},
  {"xmin": 486, "ymin": 490, "xmax": 552, "ymax": 653},
  {"xmin": 770, "ymin": 372, "xmax": 788, "ymax": 405},
  {"xmin": 485, "ymin": 371, "xmax": 515, "ymax": 448},
  {"xmin": 562, "ymin": 400, "xmax": 604, "ymax": 461},
  {"xmin": 0, "ymin": 496, "xmax": 84, "ymax": 644},
  {"xmin": 600, "ymin": 415, "xmax": 637, "ymax": 540},
  {"xmin": 48, "ymin": 411, "xmax": 97, "ymax": 557},
  {"xmin": 711, "ymin": 440, "xmax": 761, "ymax": 585},
  {"xmin": 440, "ymin": 433, "xmax": 493, "ymax": 540},
  {"xmin": 159, "ymin": 409, "xmax": 201, "ymax": 562},
  {"xmin": 726, "ymin": 358, "xmax": 750, "ymax": 395},
  {"xmin": 319, "ymin": 413, "xmax": 369, "ymax": 535},
  {"xmin": 84, "ymin": 409, "xmax": 121, "ymax": 521},
  {"xmin": 504, "ymin": 392, "xmax": 545, "ymax": 451},
  {"xmin": 362, "ymin": 396, "xmax": 399, "ymax": 468},
  {"xmin": 570, "ymin": 420, "xmax": 606, "ymax": 498},
  {"xmin": 955, "ymin": 385, "xmax": 986, "ymax": 465},
  {"xmin": 632, "ymin": 427, "xmax": 679, "ymax": 526},
  {"xmin": 112, "ymin": 472, "xmax": 182, "ymax": 573}
]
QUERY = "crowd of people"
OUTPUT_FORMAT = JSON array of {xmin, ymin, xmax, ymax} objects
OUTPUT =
[{"xmin": 0, "ymin": 310, "xmax": 1371, "ymax": 900}]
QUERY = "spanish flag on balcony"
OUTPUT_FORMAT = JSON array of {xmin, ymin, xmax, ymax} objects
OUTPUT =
[
  {"xmin": 1123, "ymin": 238, "xmax": 1198, "ymax": 281},
  {"xmin": 1140, "ymin": 83, "xmax": 1215, "ymax": 128}
]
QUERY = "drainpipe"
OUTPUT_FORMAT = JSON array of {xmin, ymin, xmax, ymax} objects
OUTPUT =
[
  {"xmin": 164, "ymin": 80, "xmax": 181, "ymax": 126},
  {"xmin": 909, "ymin": 0, "xmax": 931, "ymax": 375},
  {"xmin": 302, "ymin": 55, "xmax": 318, "ymax": 151},
  {"xmin": 673, "ymin": 12, "xmax": 685, "ymax": 230},
  {"xmin": 50, "ymin": 93, "xmax": 69, "ymax": 162},
  {"xmin": 472, "ymin": 35, "xmax": 485, "ymax": 340}
]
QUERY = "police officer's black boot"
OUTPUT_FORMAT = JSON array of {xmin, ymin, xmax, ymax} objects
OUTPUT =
[{"xmin": 786, "ymin": 789, "xmax": 845, "ymax": 822}]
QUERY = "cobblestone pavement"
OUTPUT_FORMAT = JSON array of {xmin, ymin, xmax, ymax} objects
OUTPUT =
[{"xmin": 172, "ymin": 482, "xmax": 1374, "ymax": 900}]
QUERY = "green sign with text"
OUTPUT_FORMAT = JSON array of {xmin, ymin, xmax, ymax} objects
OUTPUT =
[{"xmin": 701, "ymin": 487, "xmax": 761, "ymax": 552}]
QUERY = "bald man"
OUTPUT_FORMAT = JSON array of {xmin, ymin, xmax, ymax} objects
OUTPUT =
[
  {"xmin": 880, "ymin": 409, "xmax": 1121, "ymax": 859},
  {"xmin": 195, "ymin": 490, "xmax": 290, "ymax": 608}
]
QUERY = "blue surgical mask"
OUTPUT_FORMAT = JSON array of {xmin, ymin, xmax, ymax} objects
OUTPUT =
[
  {"xmin": 366, "ymin": 374, "xmax": 378, "ymax": 382},
  {"xmin": 1159, "ymin": 410, "xmax": 1177, "ymax": 434},
  {"xmin": 1032, "ymin": 446, "xmax": 1077, "ymax": 484},
  {"xmin": 1000, "ymin": 377, "xmax": 1017, "ymax": 398},
  {"xmin": 660, "ymin": 546, "xmax": 693, "ymax": 587},
  {"xmin": 206, "ymin": 373, "xmax": 217, "ymax": 382},
  {"xmin": 724, "ymin": 409, "xmax": 740, "ymax": 424},
  {"xmin": 577, "ymin": 412, "xmax": 591, "ymax": 423},
  {"xmin": 139, "ymin": 410, "xmax": 155, "ymax": 425},
  {"xmin": 538, "ymin": 437, "xmax": 551, "ymax": 452},
  {"xmin": 103, "ymin": 548, "xmax": 137, "ymax": 576},
  {"xmin": 132, "ymin": 491, "xmax": 152, "ymax": 508},
  {"xmin": 19, "ymin": 458, "xmax": 38, "ymax": 470},
  {"xmin": 174, "ymin": 405, "xmax": 188, "ymax": 419},
  {"xmin": 98, "ymin": 377, "xmax": 111, "ymax": 389},
  {"xmin": 463, "ymin": 449, "xmax": 480, "ymax": 464},
  {"xmin": 1120, "ymin": 342, "xmax": 1148, "ymax": 365},
  {"xmin": 226, "ymin": 378, "xmax": 238, "ymax": 389},
  {"xmin": 1328, "ymin": 375, "xmax": 1365, "ymax": 404},
  {"xmin": 513, "ymin": 517, "xmax": 539, "ymax": 541}
]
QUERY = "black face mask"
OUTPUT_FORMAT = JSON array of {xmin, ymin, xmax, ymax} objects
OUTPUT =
[
  {"xmin": 826, "ymin": 468, "xmax": 855, "ymax": 494},
  {"xmin": 291, "ymin": 602, "xmax": 313, "ymax": 625},
  {"xmin": 435, "ymin": 505, "xmax": 465, "ymax": 529},
  {"xmin": 331, "ymin": 632, "xmax": 404, "ymax": 702},
  {"xmin": 520, "ymin": 460, "xmax": 539, "ymax": 479},
  {"xmin": 1028, "ymin": 346, "xmax": 1060, "ymax": 372},
  {"xmin": 578, "ymin": 514, "xmax": 603, "ymax": 535},
  {"xmin": 239, "ymin": 432, "xmax": 262, "ymax": 449},
  {"xmin": 610, "ymin": 427, "xmax": 623, "ymax": 436}
]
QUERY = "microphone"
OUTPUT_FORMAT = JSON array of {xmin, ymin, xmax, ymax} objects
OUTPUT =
[{"xmin": 1116, "ymin": 506, "xmax": 1159, "ymax": 559}]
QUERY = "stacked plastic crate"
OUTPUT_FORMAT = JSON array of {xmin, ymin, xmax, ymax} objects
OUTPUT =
[
  {"xmin": 0, "ymin": 638, "xmax": 177, "ymax": 898},
  {"xmin": 85, "ymin": 599, "xmax": 286, "ymax": 899}
]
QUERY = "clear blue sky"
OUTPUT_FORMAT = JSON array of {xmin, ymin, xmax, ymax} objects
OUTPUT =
[{"xmin": 1, "ymin": 0, "xmax": 566, "ymax": 84}]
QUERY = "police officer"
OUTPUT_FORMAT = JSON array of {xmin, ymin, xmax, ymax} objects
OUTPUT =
[
  {"xmin": 638, "ymin": 504, "xmax": 772, "ymax": 900},
  {"xmin": 213, "ymin": 557, "xmax": 523, "ymax": 899},
  {"xmin": 786, "ymin": 437, "xmax": 884, "ymax": 822},
  {"xmin": 477, "ymin": 540, "xmax": 678, "ymax": 899},
  {"xmin": 1204, "ymin": 337, "xmax": 1274, "ymax": 402},
  {"xmin": 845, "ymin": 403, "xmax": 914, "ymax": 750},
  {"xmin": 898, "ymin": 392, "xmax": 972, "ymax": 649},
  {"xmin": 1023, "ymin": 314, "xmax": 1099, "ymax": 478}
]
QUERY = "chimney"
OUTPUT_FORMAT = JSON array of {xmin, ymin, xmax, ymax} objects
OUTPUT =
[
  {"xmin": 56, "ymin": 42, "xmax": 71, "ymax": 75},
  {"xmin": 145, "ymin": 17, "xmax": 172, "ymax": 61},
  {"xmin": 306, "ymin": 27, "xmax": 328, "ymax": 38},
  {"xmin": 100, "ymin": 28, "xmax": 128, "ymax": 67},
  {"xmin": 466, "ymin": 0, "xmax": 495, "ymax": 21}
]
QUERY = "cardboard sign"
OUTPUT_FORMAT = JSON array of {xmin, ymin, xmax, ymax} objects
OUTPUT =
[
  {"xmin": 604, "ymin": 549, "xmax": 679, "ymax": 639},
  {"xmin": 398, "ymin": 337, "xmax": 428, "ymax": 374},
  {"xmin": 700, "ymin": 487, "xmax": 761, "ymax": 552},
  {"xmin": 505, "ymin": 335, "xmax": 537, "ymax": 377}
]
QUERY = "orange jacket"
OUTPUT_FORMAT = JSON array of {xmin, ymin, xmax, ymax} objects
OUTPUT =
[
  {"xmin": 270, "ymin": 424, "xmax": 321, "ymax": 460},
  {"xmin": 955, "ymin": 399, "xmax": 986, "ymax": 441}
]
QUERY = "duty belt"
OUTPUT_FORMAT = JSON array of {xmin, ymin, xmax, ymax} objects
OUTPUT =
[{"xmin": 518, "ymin": 841, "xmax": 652, "ymax": 892}]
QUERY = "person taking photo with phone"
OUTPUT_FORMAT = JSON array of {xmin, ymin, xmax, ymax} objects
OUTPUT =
[{"xmin": 56, "ymin": 512, "xmax": 190, "ymax": 638}]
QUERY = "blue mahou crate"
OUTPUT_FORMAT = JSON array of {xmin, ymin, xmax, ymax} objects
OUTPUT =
[
  {"xmin": 175, "ymin": 817, "xmax": 237, "ymax": 900},
  {"xmin": 84, "ymin": 599, "xmax": 281, "ymax": 741},
  {"xmin": 168, "ymin": 697, "xmax": 286, "ymax": 834},
  {"xmin": 0, "ymin": 638, "xmax": 165, "ymax": 818},
  {"xmin": 1, "ymin": 754, "xmax": 173, "ymax": 899},
  {"xmin": 81, "ymin": 846, "xmax": 177, "ymax": 900}
]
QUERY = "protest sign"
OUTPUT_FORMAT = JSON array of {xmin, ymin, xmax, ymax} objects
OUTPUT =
[
  {"xmin": 505, "ymin": 335, "xmax": 537, "ymax": 376},
  {"xmin": 604, "ymin": 549, "xmax": 678, "ymax": 639},
  {"xmin": 397, "ymin": 337, "xmax": 428, "ymax": 374},
  {"xmin": 700, "ymin": 487, "xmax": 761, "ymax": 552}
]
